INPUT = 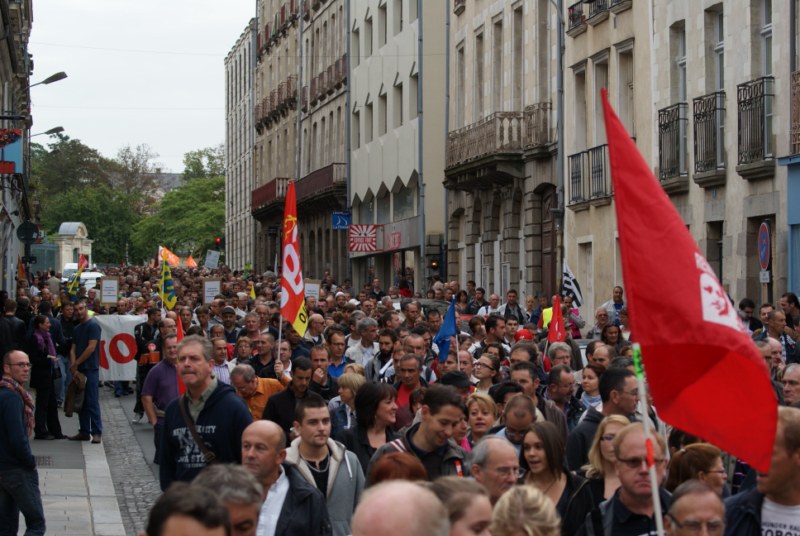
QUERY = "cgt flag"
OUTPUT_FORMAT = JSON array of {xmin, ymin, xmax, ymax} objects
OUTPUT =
[
  {"xmin": 158, "ymin": 256, "xmax": 178, "ymax": 310},
  {"xmin": 601, "ymin": 89, "xmax": 777, "ymax": 472},
  {"xmin": 547, "ymin": 295, "xmax": 567, "ymax": 343},
  {"xmin": 280, "ymin": 181, "xmax": 309, "ymax": 337},
  {"xmin": 67, "ymin": 254, "xmax": 89, "ymax": 301}
]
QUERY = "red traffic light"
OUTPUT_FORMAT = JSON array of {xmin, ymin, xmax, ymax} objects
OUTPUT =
[{"xmin": 215, "ymin": 237, "xmax": 221, "ymax": 244}]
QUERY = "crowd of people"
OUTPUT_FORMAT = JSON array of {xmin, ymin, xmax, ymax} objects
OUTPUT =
[{"xmin": 2, "ymin": 265, "xmax": 800, "ymax": 536}]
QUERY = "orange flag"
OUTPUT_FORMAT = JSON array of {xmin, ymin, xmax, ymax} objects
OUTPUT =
[
  {"xmin": 280, "ymin": 181, "xmax": 309, "ymax": 336},
  {"xmin": 17, "ymin": 255, "xmax": 26, "ymax": 282},
  {"xmin": 186, "ymin": 255, "xmax": 198, "ymax": 268}
]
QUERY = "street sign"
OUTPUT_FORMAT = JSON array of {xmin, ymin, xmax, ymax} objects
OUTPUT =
[
  {"xmin": 16, "ymin": 221, "xmax": 39, "ymax": 242},
  {"xmin": 758, "ymin": 222, "xmax": 770, "ymax": 271},
  {"xmin": 332, "ymin": 212, "xmax": 351, "ymax": 230},
  {"xmin": 760, "ymin": 270, "xmax": 771, "ymax": 284}
]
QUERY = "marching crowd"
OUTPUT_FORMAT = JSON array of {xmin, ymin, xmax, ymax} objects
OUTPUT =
[{"xmin": 2, "ymin": 265, "xmax": 800, "ymax": 536}]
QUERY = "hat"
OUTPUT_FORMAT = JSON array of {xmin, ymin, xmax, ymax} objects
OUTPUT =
[
  {"xmin": 348, "ymin": 299, "xmax": 360, "ymax": 306},
  {"xmin": 514, "ymin": 328, "xmax": 534, "ymax": 342},
  {"xmin": 439, "ymin": 370, "xmax": 472, "ymax": 389},
  {"xmin": 335, "ymin": 291, "xmax": 346, "ymax": 298},
  {"xmin": 222, "ymin": 306, "xmax": 236, "ymax": 315}
]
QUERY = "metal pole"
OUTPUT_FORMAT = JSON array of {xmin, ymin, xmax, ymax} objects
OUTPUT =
[
  {"xmin": 296, "ymin": 0, "xmax": 304, "ymax": 181},
  {"xmin": 345, "ymin": 0, "xmax": 353, "ymax": 286},
  {"xmin": 417, "ymin": 0, "xmax": 425, "ymax": 293},
  {"xmin": 443, "ymin": 0, "xmax": 451, "ymax": 283}
]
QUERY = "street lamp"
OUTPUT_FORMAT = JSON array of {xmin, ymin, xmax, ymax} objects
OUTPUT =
[
  {"xmin": 28, "ymin": 71, "xmax": 67, "ymax": 89},
  {"xmin": 31, "ymin": 126, "xmax": 64, "ymax": 137}
]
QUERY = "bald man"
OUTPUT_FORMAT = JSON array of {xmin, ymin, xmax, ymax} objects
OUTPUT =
[
  {"xmin": 351, "ymin": 481, "xmax": 449, "ymax": 536},
  {"xmin": 240, "ymin": 421, "xmax": 331, "ymax": 536}
]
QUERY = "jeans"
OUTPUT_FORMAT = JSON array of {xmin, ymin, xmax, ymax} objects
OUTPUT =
[
  {"xmin": 78, "ymin": 368, "xmax": 102, "ymax": 436},
  {"xmin": 0, "ymin": 468, "xmax": 45, "ymax": 536},
  {"xmin": 54, "ymin": 355, "xmax": 67, "ymax": 404}
]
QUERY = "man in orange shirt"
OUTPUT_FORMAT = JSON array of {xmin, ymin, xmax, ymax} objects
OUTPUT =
[{"xmin": 230, "ymin": 364, "xmax": 288, "ymax": 421}]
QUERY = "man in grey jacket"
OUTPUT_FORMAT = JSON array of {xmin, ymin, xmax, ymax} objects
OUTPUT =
[{"xmin": 286, "ymin": 393, "xmax": 364, "ymax": 536}]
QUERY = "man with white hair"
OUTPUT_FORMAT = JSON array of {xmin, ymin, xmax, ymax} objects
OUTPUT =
[{"xmin": 351, "ymin": 481, "xmax": 449, "ymax": 536}]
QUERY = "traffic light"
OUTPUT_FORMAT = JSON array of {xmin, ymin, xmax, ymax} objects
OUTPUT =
[
  {"xmin": 430, "ymin": 258, "xmax": 439, "ymax": 270},
  {"xmin": 215, "ymin": 237, "xmax": 221, "ymax": 245}
]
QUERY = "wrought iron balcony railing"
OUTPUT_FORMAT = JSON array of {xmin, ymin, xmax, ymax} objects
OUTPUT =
[
  {"xmin": 737, "ymin": 76, "xmax": 774, "ymax": 165},
  {"xmin": 658, "ymin": 102, "xmax": 688, "ymax": 180},
  {"xmin": 693, "ymin": 91, "xmax": 726, "ymax": 173},
  {"xmin": 568, "ymin": 144, "xmax": 612, "ymax": 205}
]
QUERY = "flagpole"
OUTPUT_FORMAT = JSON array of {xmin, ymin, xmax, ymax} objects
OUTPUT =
[{"xmin": 632, "ymin": 343, "xmax": 665, "ymax": 536}]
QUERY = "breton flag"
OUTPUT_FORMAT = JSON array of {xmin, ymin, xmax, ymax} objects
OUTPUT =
[
  {"xmin": 280, "ymin": 181, "xmax": 309, "ymax": 337},
  {"xmin": 547, "ymin": 295, "xmax": 567, "ymax": 343},
  {"xmin": 158, "ymin": 254, "xmax": 178, "ymax": 310},
  {"xmin": 434, "ymin": 299, "xmax": 458, "ymax": 363},
  {"xmin": 561, "ymin": 260, "xmax": 584, "ymax": 307},
  {"xmin": 67, "ymin": 254, "xmax": 89, "ymax": 301},
  {"xmin": 601, "ymin": 89, "xmax": 776, "ymax": 472}
]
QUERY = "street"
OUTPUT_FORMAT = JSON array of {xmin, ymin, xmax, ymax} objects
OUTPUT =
[{"xmin": 25, "ymin": 385, "xmax": 161, "ymax": 536}]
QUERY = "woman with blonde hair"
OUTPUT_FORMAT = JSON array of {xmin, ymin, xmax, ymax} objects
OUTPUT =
[
  {"xmin": 665, "ymin": 442, "xmax": 727, "ymax": 497},
  {"xmin": 580, "ymin": 414, "xmax": 631, "ymax": 506},
  {"xmin": 427, "ymin": 477, "xmax": 492, "ymax": 536},
  {"xmin": 490, "ymin": 485, "xmax": 560, "ymax": 536},
  {"xmin": 466, "ymin": 392, "xmax": 497, "ymax": 447},
  {"xmin": 330, "ymin": 372, "xmax": 366, "ymax": 439}
]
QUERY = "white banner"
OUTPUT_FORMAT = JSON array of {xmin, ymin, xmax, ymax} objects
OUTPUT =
[{"xmin": 96, "ymin": 314, "xmax": 146, "ymax": 381}]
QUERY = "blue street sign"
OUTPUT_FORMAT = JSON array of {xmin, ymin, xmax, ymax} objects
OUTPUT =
[{"xmin": 332, "ymin": 211, "xmax": 351, "ymax": 230}]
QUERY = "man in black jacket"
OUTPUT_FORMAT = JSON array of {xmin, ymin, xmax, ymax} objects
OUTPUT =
[
  {"xmin": 241, "ymin": 420, "xmax": 331, "ymax": 536},
  {"xmin": 263, "ymin": 356, "xmax": 313, "ymax": 438}
]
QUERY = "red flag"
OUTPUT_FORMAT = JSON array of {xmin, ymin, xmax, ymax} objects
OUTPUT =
[
  {"xmin": 17, "ymin": 255, "xmax": 26, "ymax": 282},
  {"xmin": 601, "ymin": 89, "xmax": 776, "ymax": 472},
  {"xmin": 174, "ymin": 320, "xmax": 186, "ymax": 394},
  {"xmin": 547, "ymin": 295, "xmax": 567, "ymax": 343},
  {"xmin": 280, "ymin": 181, "xmax": 308, "ymax": 337}
]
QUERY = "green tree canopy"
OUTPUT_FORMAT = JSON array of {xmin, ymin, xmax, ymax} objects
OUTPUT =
[
  {"xmin": 182, "ymin": 144, "xmax": 224, "ymax": 179},
  {"xmin": 130, "ymin": 175, "xmax": 225, "ymax": 262}
]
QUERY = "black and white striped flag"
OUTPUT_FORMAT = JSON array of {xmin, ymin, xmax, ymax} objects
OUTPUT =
[{"xmin": 561, "ymin": 260, "xmax": 584, "ymax": 307}]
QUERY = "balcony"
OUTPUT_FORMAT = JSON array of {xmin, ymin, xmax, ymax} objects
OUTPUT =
[
  {"xmin": 523, "ymin": 102, "xmax": 552, "ymax": 158},
  {"xmin": 251, "ymin": 177, "xmax": 289, "ymax": 215},
  {"xmin": 737, "ymin": 76, "xmax": 775, "ymax": 181},
  {"xmin": 793, "ymin": 71, "xmax": 800, "ymax": 155},
  {"xmin": 610, "ymin": 0, "xmax": 633, "ymax": 14},
  {"xmin": 587, "ymin": 0, "xmax": 609, "ymax": 25},
  {"xmin": 295, "ymin": 163, "xmax": 347, "ymax": 206},
  {"xmin": 568, "ymin": 144, "xmax": 612, "ymax": 209},
  {"xmin": 693, "ymin": 91, "xmax": 726, "ymax": 188},
  {"xmin": 658, "ymin": 102, "xmax": 689, "ymax": 194},
  {"xmin": 567, "ymin": 2, "xmax": 587, "ymax": 37},
  {"xmin": 446, "ymin": 112, "xmax": 525, "ymax": 169},
  {"xmin": 454, "ymin": 0, "xmax": 465, "ymax": 15}
]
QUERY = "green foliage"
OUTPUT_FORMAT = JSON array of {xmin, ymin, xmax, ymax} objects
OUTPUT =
[
  {"xmin": 40, "ymin": 185, "xmax": 140, "ymax": 264},
  {"xmin": 130, "ymin": 175, "xmax": 225, "ymax": 262},
  {"xmin": 182, "ymin": 145, "xmax": 224, "ymax": 180}
]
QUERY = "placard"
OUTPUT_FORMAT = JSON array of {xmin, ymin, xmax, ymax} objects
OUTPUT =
[
  {"xmin": 100, "ymin": 279, "xmax": 119, "ymax": 305},
  {"xmin": 305, "ymin": 279, "xmax": 321, "ymax": 300},
  {"xmin": 204, "ymin": 249, "xmax": 221, "ymax": 269},
  {"xmin": 203, "ymin": 279, "xmax": 222, "ymax": 304}
]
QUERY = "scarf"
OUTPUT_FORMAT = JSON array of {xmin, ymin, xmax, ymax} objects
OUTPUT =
[
  {"xmin": 34, "ymin": 328, "xmax": 57, "ymax": 358},
  {"xmin": 0, "ymin": 377, "xmax": 35, "ymax": 436}
]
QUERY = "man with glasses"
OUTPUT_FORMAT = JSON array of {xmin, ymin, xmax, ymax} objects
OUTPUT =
[
  {"xmin": 493, "ymin": 393, "xmax": 536, "ymax": 456},
  {"xmin": 586, "ymin": 308, "xmax": 612, "ymax": 340},
  {"xmin": 567, "ymin": 368, "xmax": 638, "ymax": 471},
  {"xmin": 470, "ymin": 436, "xmax": 521, "ymax": 505},
  {"xmin": 0, "ymin": 350, "xmax": 46, "ymax": 535},
  {"xmin": 665, "ymin": 480, "xmax": 725, "ymax": 536},
  {"xmin": 578, "ymin": 422, "xmax": 669, "ymax": 535}
]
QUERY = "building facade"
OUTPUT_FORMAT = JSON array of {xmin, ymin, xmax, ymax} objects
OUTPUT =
[
  {"xmin": 349, "ymin": 0, "xmax": 446, "ymax": 292},
  {"xmin": 444, "ymin": 0, "xmax": 559, "ymax": 300},
  {"xmin": 0, "ymin": 0, "xmax": 32, "ymax": 291},
  {"xmin": 225, "ymin": 20, "xmax": 257, "ymax": 271},
  {"xmin": 251, "ymin": 0, "xmax": 348, "ymax": 281}
]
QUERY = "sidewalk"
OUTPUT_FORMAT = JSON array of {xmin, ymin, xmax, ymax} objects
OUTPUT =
[{"xmin": 23, "ymin": 392, "xmax": 126, "ymax": 536}]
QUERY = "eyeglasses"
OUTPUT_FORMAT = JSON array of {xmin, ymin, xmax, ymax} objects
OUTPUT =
[
  {"xmin": 616, "ymin": 456, "xmax": 666, "ymax": 469},
  {"xmin": 489, "ymin": 466, "xmax": 525, "ymax": 479},
  {"xmin": 474, "ymin": 362, "xmax": 495, "ymax": 371},
  {"xmin": 9, "ymin": 362, "xmax": 31, "ymax": 368},
  {"xmin": 621, "ymin": 390, "xmax": 640, "ymax": 397},
  {"xmin": 666, "ymin": 514, "xmax": 725, "ymax": 535},
  {"xmin": 704, "ymin": 469, "xmax": 727, "ymax": 476}
]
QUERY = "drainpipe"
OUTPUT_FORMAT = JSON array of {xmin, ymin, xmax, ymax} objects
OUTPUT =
[
  {"xmin": 443, "ymin": 1, "xmax": 451, "ymax": 282},
  {"xmin": 346, "ymin": 0, "xmax": 353, "ymax": 285},
  {"xmin": 250, "ymin": 6, "xmax": 258, "ymax": 272},
  {"xmin": 417, "ymin": 0, "xmax": 425, "ymax": 292}
]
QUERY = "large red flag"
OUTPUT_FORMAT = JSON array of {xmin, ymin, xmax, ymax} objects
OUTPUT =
[
  {"xmin": 280, "ymin": 181, "xmax": 308, "ymax": 337},
  {"xmin": 601, "ymin": 89, "xmax": 776, "ymax": 471},
  {"xmin": 547, "ymin": 295, "xmax": 567, "ymax": 343}
]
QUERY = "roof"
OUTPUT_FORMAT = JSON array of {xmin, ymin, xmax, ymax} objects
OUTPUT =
[{"xmin": 57, "ymin": 222, "xmax": 88, "ymax": 237}]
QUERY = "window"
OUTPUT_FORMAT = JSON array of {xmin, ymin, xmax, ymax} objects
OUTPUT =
[
  {"xmin": 456, "ymin": 44, "xmax": 466, "ymax": 127},
  {"xmin": 492, "ymin": 19, "xmax": 503, "ymax": 112},
  {"xmin": 617, "ymin": 44, "xmax": 634, "ymax": 134},
  {"xmin": 713, "ymin": 10, "xmax": 724, "ymax": 91},
  {"xmin": 394, "ymin": 83, "xmax": 403, "ymax": 127},
  {"xmin": 394, "ymin": 182, "xmax": 416, "ymax": 220},
  {"xmin": 513, "ymin": 6, "xmax": 523, "ymax": 109},
  {"xmin": 377, "ymin": 192, "xmax": 391, "ymax": 224},
  {"xmin": 365, "ymin": 16, "xmax": 373, "ymax": 56},
  {"xmin": 671, "ymin": 21, "xmax": 687, "ymax": 102},
  {"xmin": 593, "ymin": 57, "xmax": 608, "ymax": 145},
  {"xmin": 379, "ymin": 91, "xmax": 388, "ymax": 135},
  {"xmin": 761, "ymin": 0, "xmax": 772, "ymax": 76},
  {"xmin": 574, "ymin": 67, "xmax": 587, "ymax": 151},
  {"xmin": 352, "ymin": 110, "xmax": 361, "ymax": 148},
  {"xmin": 410, "ymin": 72, "xmax": 419, "ymax": 119},
  {"xmin": 475, "ymin": 32, "xmax": 485, "ymax": 122},
  {"xmin": 537, "ymin": 0, "xmax": 549, "ymax": 103},
  {"xmin": 409, "ymin": 0, "xmax": 417, "ymax": 22},
  {"xmin": 378, "ymin": 3, "xmax": 387, "ymax": 47},
  {"xmin": 365, "ymin": 101, "xmax": 374, "ymax": 142},
  {"xmin": 352, "ymin": 28, "xmax": 360, "ymax": 67},
  {"xmin": 393, "ymin": 0, "xmax": 403, "ymax": 35}
]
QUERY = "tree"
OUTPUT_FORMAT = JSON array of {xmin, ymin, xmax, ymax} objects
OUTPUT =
[
  {"xmin": 182, "ymin": 145, "xmax": 225, "ymax": 180},
  {"xmin": 40, "ymin": 185, "xmax": 140, "ymax": 264},
  {"xmin": 111, "ymin": 144, "xmax": 162, "ymax": 215},
  {"xmin": 130, "ymin": 175, "xmax": 225, "ymax": 262}
]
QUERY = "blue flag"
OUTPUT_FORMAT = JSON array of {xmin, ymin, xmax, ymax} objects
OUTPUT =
[{"xmin": 434, "ymin": 298, "xmax": 458, "ymax": 363}]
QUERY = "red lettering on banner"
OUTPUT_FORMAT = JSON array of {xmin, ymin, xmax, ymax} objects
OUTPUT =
[{"xmin": 99, "ymin": 334, "xmax": 138, "ymax": 369}]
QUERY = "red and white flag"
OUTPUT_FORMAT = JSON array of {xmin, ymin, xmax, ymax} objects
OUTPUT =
[
  {"xmin": 602, "ymin": 89, "xmax": 776, "ymax": 471},
  {"xmin": 547, "ymin": 296, "xmax": 567, "ymax": 343},
  {"xmin": 280, "ymin": 181, "xmax": 309, "ymax": 337}
]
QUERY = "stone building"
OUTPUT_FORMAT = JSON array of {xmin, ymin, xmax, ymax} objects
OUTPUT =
[
  {"xmin": 251, "ymin": 0, "xmax": 348, "ymax": 281},
  {"xmin": 349, "ymin": 0, "xmax": 446, "ymax": 292},
  {"xmin": 225, "ymin": 20, "xmax": 257, "ymax": 271}
]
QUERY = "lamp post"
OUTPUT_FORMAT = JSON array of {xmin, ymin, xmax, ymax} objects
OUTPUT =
[
  {"xmin": 31, "ymin": 126, "xmax": 64, "ymax": 137},
  {"xmin": 27, "ymin": 71, "xmax": 68, "ymax": 89}
]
